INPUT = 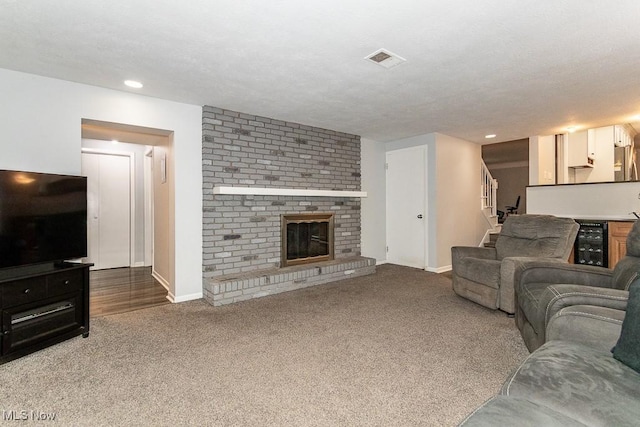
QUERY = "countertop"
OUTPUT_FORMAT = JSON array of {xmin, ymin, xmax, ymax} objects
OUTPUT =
[{"xmin": 568, "ymin": 216, "xmax": 637, "ymax": 222}]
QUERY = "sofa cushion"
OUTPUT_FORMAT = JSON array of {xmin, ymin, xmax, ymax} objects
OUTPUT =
[
  {"xmin": 613, "ymin": 280, "xmax": 640, "ymax": 373},
  {"xmin": 496, "ymin": 236, "xmax": 563, "ymax": 260},
  {"xmin": 458, "ymin": 396, "xmax": 587, "ymax": 427},
  {"xmin": 454, "ymin": 257, "xmax": 501, "ymax": 288},
  {"xmin": 495, "ymin": 215, "xmax": 577, "ymax": 260},
  {"xmin": 501, "ymin": 340, "xmax": 640, "ymax": 426}
]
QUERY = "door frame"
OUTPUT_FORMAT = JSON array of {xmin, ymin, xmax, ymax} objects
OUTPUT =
[
  {"xmin": 385, "ymin": 145, "xmax": 429, "ymax": 269},
  {"xmin": 81, "ymin": 148, "xmax": 136, "ymax": 268},
  {"xmin": 144, "ymin": 148, "xmax": 154, "ymax": 267}
]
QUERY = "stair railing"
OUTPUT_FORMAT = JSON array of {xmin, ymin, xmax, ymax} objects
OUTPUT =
[{"xmin": 481, "ymin": 160, "xmax": 498, "ymax": 218}]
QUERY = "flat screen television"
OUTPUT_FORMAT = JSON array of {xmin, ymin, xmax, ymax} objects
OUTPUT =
[{"xmin": 0, "ymin": 169, "xmax": 87, "ymax": 269}]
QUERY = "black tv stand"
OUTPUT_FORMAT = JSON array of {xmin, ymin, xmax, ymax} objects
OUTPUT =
[{"xmin": 0, "ymin": 262, "xmax": 92, "ymax": 364}]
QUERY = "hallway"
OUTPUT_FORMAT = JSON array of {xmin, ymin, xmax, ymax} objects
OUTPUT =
[{"xmin": 90, "ymin": 267, "xmax": 169, "ymax": 317}]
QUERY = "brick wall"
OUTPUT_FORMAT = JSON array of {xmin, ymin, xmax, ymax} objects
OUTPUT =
[{"xmin": 202, "ymin": 106, "xmax": 362, "ymax": 279}]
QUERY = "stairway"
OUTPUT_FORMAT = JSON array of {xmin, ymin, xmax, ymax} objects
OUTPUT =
[
  {"xmin": 480, "ymin": 159, "xmax": 500, "ymax": 246},
  {"xmin": 481, "ymin": 160, "xmax": 498, "ymax": 224},
  {"xmin": 484, "ymin": 232, "xmax": 500, "ymax": 248}
]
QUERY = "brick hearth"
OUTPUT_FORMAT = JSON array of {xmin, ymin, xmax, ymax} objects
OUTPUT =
[{"xmin": 204, "ymin": 256, "xmax": 376, "ymax": 306}]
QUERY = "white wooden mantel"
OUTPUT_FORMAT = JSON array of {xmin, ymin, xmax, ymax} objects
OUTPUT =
[{"xmin": 212, "ymin": 186, "xmax": 367, "ymax": 198}]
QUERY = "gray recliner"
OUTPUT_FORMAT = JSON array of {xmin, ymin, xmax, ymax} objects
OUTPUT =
[
  {"xmin": 514, "ymin": 220, "xmax": 640, "ymax": 352},
  {"xmin": 451, "ymin": 214, "xmax": 579, "ymax": 314}
]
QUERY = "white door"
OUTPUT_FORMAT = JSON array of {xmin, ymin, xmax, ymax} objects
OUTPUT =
[
  {"xmin": 82, "ymin": 152, "xmax": 131, "ymax": 269},
  {"xmin": 386, "ymin": 146, "xmax": 426, "ymax": 269}
]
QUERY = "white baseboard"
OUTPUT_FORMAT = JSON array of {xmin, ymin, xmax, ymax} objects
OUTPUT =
[
  {"xmin": 426, "ymin": 265, "xmax": 452, "ymax": 273},
  {"xmin": 152, "ymin": 270, "xmax": 202, "ymax": 303},
  {"xmin": 152, "ymin": 269, "xmax": 171, "ymax": 292},
  {"xmin": 132, "ymin": 261, "xmax": 145, "ymax": 268},
  {"xmin": 170, "ymin": 292, "xmax": 203, "ymax": 303},
  {"xmin": 377, "ymin": 261, "xmax": 448, "ymax": 273}
]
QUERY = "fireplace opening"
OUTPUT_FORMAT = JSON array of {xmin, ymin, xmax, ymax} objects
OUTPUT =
[{"xmin": 281, "ymin": 213, "xmax": 334, "ymax": 267}]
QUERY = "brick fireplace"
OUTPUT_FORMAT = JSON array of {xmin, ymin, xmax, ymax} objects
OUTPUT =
[{"xmin": 202, "ymin": 106, "xmax": 375, "ymax": 306}]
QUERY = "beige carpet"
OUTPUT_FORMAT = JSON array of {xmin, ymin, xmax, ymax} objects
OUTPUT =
[{"xmin": 0, "ymin": 264, "xmax": 528, "ymax": 426}]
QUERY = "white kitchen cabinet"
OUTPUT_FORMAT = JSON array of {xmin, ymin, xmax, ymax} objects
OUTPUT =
[
  {"xmin": 587, "ymin": 129, "xmax": 596, "ymax": 159},
  {"xmin": 613, "ymin": 125, "xmax": 634, "ymax": 148},
  {"xmin": 593, "ymin": 126, "xmax": 616, "ymax": 153},
  {"xmin": 567, "ymin": 130, "xmax": 594, "ymax": 168},
  {"xmin": 571, "ymin": 126, "xmax": 615, "ymax": 183}
]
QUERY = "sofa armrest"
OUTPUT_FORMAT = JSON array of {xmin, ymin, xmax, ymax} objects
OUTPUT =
[
  {"xmin": 513, "ymin": 261, "xmax": 614, "ymax": 297},
  {"xmin": 499, "ymin": 257, "xmax": 565, "ymax": 314},
  {"xmin": 539, "ymin": 284, "xmax": 629, "ymax": 326},
  {"xmin": 451, "ymin": 246, "xmax": 497, "ymax": 262},
  {"xmin": 547, "ymin": 305, "xmax": 625, "ymax": 352}
]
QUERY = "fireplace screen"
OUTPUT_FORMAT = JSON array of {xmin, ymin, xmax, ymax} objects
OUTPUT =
[{"xmin": 281, "ymin": 213, "xmax": 334, "ymax": 267}]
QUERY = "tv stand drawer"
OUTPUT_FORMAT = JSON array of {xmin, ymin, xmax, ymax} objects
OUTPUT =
[
  {"xmin": 3, "ymin": 277, "xmax": 47, "ymax": 308},
  {"xmin": 47, "ymin": 270, "xmax": 83, "ymax": 298}
]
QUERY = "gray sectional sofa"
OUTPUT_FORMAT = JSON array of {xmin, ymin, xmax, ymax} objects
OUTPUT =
[
  {"xmin": 459, "ymin": 340, "xmax": 640, "ymax": 426},
  {"xmin": 459, "ymin": 220, "xmax": 640, "ymax": 426}
]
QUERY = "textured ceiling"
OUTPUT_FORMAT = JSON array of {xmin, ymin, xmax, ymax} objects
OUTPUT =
[{"xmin": 1, "ymin": 0, "xmax": 639, "ymax": 143}]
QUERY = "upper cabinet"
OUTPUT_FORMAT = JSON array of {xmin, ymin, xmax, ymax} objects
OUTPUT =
[
  {"xmin": 571, "ymin": 126, "xmax": 616, "ymax": 183},
  {"xmin": 567, "ymin": 130, "xmax": 594, "ymax": 168},
  {"xmin": 614, "ymin": 124, "xmax": 634, "ymax": 148}
]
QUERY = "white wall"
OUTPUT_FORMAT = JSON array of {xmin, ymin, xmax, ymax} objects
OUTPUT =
[
  {"xmin": 0, "ymin": 68, "xmax": 202, "ymax": 302},
  {"xmin": 432, "ymin": 133, "xmax": 485, "ymax": 270},
  {"xmin": 527, "ymin": 181, "xmax": 640, "ymax": 220},
  {"xmin": 529, "ymin": 135, "xmax": 555, "ymax": 185},
  {"xmin": 360, "ymin": 138, "xmax": 387, "ymax": 263},
  {"xmin": 385, "ymin": 133, "xmax": 436, "ymax": 152},
  {"xmin": 152, "ymin": 142, "xmax": 174, "ymax": 293}
]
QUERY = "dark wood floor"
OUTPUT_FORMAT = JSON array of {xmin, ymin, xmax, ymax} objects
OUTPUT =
[{"xmin": 90, "ymin": 267, "xmax": 169, "ymax": 317}]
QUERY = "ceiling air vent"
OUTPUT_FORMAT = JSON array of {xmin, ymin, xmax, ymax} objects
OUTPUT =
[{"xmin": 365, "ymin": 49, "xmax": 406, "ymax": 69}]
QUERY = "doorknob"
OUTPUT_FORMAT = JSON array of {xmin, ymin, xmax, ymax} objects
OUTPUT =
[{"xmin": 417, "ymin": 214, "xmax": 423, "ymax": 219}]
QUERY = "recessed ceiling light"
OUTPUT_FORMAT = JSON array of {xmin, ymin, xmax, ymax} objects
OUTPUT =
[
  {"xmin": 566, "ymin": 126, "xmax": 577, "ymax": 133},
  {"xmin": 14, "ymin": 174, "xmax": 35, "ymax": 185},
  {"xmin": 111, "ymin": 139, "xmax": 119, "ymax": 144},
  {"xmin": 124, "ymin": 80, "xmax": 143, "ymax": 89},
  {"xmin": 485, "ymin": 134, "xmax": 496, "ymax": 139}
]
